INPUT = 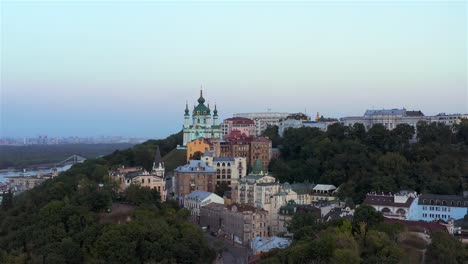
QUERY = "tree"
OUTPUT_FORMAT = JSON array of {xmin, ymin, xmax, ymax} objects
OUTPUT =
[
  {"xmin": 261, "ymin": 125, "xmax": 282, "ymax": 147},
  {"xmin": 426, "ymin": 232, "xmax": 466, "ymax": 264},
  {"xmin": 352, "ymin": 205, "xmax": 383, "ymax": 235},
  {"xmin": 1, "ymin": 189, "xmax": 13, "ymax": 210}
]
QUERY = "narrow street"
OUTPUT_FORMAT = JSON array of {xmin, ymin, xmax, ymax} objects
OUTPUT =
[{"xmin": 204, "ymin": 233, "xmax": 250, "ymax": 264}]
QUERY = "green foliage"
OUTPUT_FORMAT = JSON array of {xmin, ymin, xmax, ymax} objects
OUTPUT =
[
  {"xmin": 261, "ymin": 217, "xmax": 406, "ymax": 264},
  {"xmin": 0, "ymin": 131, "xmax": 214, "ymax": 263},
  {"xmin": 261, "ymin": 125, "xmax": 283, "ymax": 147},
  {"xmin": 271, "ymin": 122, "xmax": 468, "ymax": 202},
  {"xmin": 426, "ymin": 232, "xmax": 467, "ymax": 264},
  {"xmin": 121, "ymin": 185, "xmax": 161, "ymax": 206},
  {"xmin": 352, "ymin": 205, "xmax": 384, "ymax": 234},
  {"xmin": 0, "ymin": 143, "xmax": 134, "ymax": 169}
]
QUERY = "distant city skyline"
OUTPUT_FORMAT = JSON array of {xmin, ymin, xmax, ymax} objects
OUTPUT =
[{"xmin": 2, "ymin": 1, "xmax": 466, "ymax": 138}]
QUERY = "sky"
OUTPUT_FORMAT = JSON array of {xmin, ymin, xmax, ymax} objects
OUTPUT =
[{"xmin": 1, "ymin": 1, "xmax": 467, "ymax": 138}]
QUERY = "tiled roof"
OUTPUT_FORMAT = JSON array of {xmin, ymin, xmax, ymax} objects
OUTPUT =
[
  {"xmin": 175, "ymin": 160, "xmax": 216, "ymax": 173},
  {"xmin": 384, "ymin": 218, "xmax": 447, "ymax": 233},
  {"xmin": 363, "ymin": 195, "xmax": 414, "ymax": 208},
  {"xmin": 313, "ymin": 184, "xmax": 337, "ymax": 191},
  {"xmin": 418, "ymin": 194, "xmax": 468, "ymax": 207},
  {"xmin": 186, "ymin": 190, "xmax": 218, "ymax": 201},
  {"xmin": 213, "ymin": 157, "xmax": 235, "ymax": 162},
  {"xmin": 225, "ymin": 117, "xmax": 255, "ymax": 125},
  {"xmin": 365, "ymin": 109, "xmax": 406, "ymax": 116}
]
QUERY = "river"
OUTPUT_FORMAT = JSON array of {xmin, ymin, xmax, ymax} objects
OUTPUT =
[{"xmin": 0, "ymin": 164, "xmax": 73, "ymax": 183}]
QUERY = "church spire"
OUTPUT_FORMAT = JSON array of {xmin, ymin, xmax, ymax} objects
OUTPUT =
[
  {"xmin": 213, "ymin": 103, "xmax": 218, "ymax": 116},
  {"xmin": 185, "ymin": 101, "xmax": 189, "ymax": 116},
  {"xmin": 152, "ymin": 145, "xmax": 164, "ymax": 172},
  {"xmin": 197, "ymin": 87, "xmax": 205, "ymax": 104}
]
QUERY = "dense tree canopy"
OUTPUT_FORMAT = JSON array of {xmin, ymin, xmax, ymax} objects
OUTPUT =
[
  {"xmin": 270, "ymin": 121, "xmax": 468, "ymax": 202},
  {"xmin": 0, "ymin": 131, "xmax": 214, "ymax": 263}
]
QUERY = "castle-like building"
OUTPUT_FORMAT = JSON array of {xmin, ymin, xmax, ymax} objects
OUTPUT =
[{"xmin": 183, "ymin": 90, "xmax": 222, "ymax": 145}]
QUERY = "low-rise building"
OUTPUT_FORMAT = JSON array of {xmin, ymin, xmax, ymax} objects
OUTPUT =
[
  {"xmin": 341, "ymin": 108, "xmax": 427, "ymax": 131},
  {"xmin": 408, "ymin": 194, "xmax": 468, "ymax": 222},
  {"xmin": 233, "ymin": 112, "xmax": 290, "ymax": 136},
  {"xmin": 110, "ymin": 147, "xmax": 167, "ymax": 201},
  {"xmin": 222, "ymin": 117, "xmax": 256, "ymax": 137},
  {"xmin": 311, "ymin": 184, "xmax": 337, "ymax": 202},
  {"xmin": 202, "ymin": 155, "xmax": 247, "ymax": 187},
  {"xmin": 363, "ymin": 192, "xmax": 416, "ymax": 220},
  {"xmin": 217, "ymin": 134, "xmax": 272, "ymax": 171},
  {"xmin": 183, "ymin": 191, "xmax": 224, "ymax": 223},
  {"xmin": 200, "ymin": 203, "xmax": 269, "ymax": 245},
  {"xmin": 174, "ymin": 160, "xmax": 216, "ymax": 203},
  {"xmin": 430, "ymin": 113, "xmax": 468, "ymax": 126},
  {"xmin": 251, "ymin": 236, "xmax": 291, "ymax": 255}
]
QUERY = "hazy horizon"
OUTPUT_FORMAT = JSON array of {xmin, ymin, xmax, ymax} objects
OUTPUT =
[{"xmin": 2, "ymin": 1, "xmax": 467, "ymax": 138}]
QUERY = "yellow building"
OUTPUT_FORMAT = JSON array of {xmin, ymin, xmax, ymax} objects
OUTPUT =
[{"xmin": 186, "ymin": 138, "xmax": 211, "ymax": 161}]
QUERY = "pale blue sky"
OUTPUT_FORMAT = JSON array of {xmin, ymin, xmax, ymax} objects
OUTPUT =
[{"xmin": 1, "ymin": 1, "xmax": 467, "ymax": 138}]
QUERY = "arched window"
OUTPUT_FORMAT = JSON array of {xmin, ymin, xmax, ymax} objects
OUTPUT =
[
  {"xmin": 222, "ymin": 163, "xmax": 226, "ymax": 167},
  {"xmin": 442, "ymin": 200, "xmax": 447, "ymax": 206},
  {"xmin": 227, "ymin": 162, "xmax": 231, "ymax": 166},
  {"xmin": 436, "ymin": 200, "xmax": 441, "ymax": 205},
  {"xmin": 217, "ymin": 162, "xmax": 220, "ymax": 167},
  {"xmin": 430, "ymin": 200, "xmax": 434, "ymax": 205}
]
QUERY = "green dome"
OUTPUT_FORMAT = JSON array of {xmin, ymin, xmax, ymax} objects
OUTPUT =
[
  {"xmin": 198, "ymin": 90, "xmax": 205, "ymax": 104},
  {"xmin": 184, "ymin": 103, "xmax": 190, "ymax": 116},
  {"xmin": 193, "ymin": 104, "xmax": 209, "ymax": 116}
]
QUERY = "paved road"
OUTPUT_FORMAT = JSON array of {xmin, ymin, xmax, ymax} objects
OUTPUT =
[{"xmin": 204, "ymin": 233, "xmax": 250, "ymax": 264}]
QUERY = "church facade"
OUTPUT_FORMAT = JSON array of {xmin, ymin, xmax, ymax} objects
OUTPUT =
[{"xmin": 183, "ymin": 90, "xmax": 222, "ymax": 145}]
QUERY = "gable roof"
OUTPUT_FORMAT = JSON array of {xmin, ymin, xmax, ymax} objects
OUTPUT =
[
  {"xmin": 176, "ymin": 160, "xmax": 216, "ymax": 173},
  {"xmin": 186, "ymin": 190, "xmax": 219, "ymax": 201},
  {"xmin": 363, "ymin": 194, "xmax": 414, "ymax": 208}
]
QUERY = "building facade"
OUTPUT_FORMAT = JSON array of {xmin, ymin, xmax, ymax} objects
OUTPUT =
[
  {"xmin": 233, "ymin": 112, "xmax": 290, "ymax": 136},
  {"xmin": 110, "ymin": 147, "xmax": 167, "ymax": 201},
  {"xmin": 174, "ymin": 160, "xmax": 216, "ymax": 203},
  {"xmin": 363, "ymin": 192, "xmax": 416, "ymax": 220},
  {"xmin": 408, "ymin": 194, "xmax": 468, "ymax": 221},
  {"xmin": 217, "ymin": 134, "xmax": 272, "ymax": 171},
  {"xmin": 222, "ymin": 117, "xmax": 256, "ymax": 137},
  {"xmin": 186, "ymin": 138, "xmax": 212, "ymax": 161},
  {"xmin": 200, "ymin": 203, "xmax": 269, "ymax": 245},
  {"xmin": 202, "ymin": 155, "xmax": 247, "ymax": 187},
  {"xmin": 183, "ymin": 191, "xmax": 224, "ymax": 223},
  {"xmin": 341, "ymin": 109, "xmax": 427, "ymax": 130},
  {"xmin": 183, "ymin": 90, "xmax": 222, "ymax": 146}
]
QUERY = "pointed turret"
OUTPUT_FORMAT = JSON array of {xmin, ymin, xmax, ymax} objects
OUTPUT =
[
  {"xmin": 252, "ymin": 159, "xmax": 263, "ymax": 174},
  {"xmin": 184, "ymin": 101, "xmax": 190, "ymax": 116},
  {"xmin": 152, "ymin": 146, "xmax": 165, "ymax": 177},
  {"xmin": 213, "ymin": 104, "xmax": 218, "ymax": 116},
  {"xmin": 154, "ymin": 146, "xmax": 162, "ymax": 166}
]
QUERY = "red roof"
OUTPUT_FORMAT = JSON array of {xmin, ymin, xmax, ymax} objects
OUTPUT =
[
  {"xmin": 225, "ymin": 117, "xmax": 255, "ymax": 125},
  {"xmin": 363, "ymin": 195, "xmax": 414, "ymax": 208},
  {"xmin": 384, "ymin": 218, "xmax": 447, "ymax": 233}
]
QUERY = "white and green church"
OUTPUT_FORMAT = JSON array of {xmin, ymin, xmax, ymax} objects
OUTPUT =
[{"xmin": 183, "ymin": 90, "xmax": 222, "ymax": 146}]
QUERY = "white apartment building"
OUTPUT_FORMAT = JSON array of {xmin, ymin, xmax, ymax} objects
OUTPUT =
[
  {"xmin": 341, "ymin": 109, "xmax": 427, "ymax": 130},
  {"xmin": 234, "ymin": 112, "xmax": 290, "ymax": 136},
  {"xmin": 202, "ymin": 155, "xmax": 247, "ymax": 187},
  {"xmin": 184, "ymin": 190, "xmax": 224, "ymax": 223}
]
